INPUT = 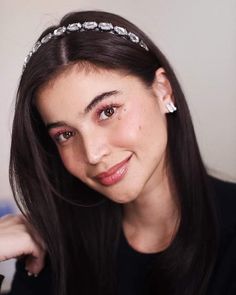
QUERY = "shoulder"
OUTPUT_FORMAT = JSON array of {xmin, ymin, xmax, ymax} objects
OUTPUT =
[
  {"xmin": 209, "ymin": 175, "xmax": 236, "ymax": 196},
  {"xmin": 208, "ymin": 176, "xmax": 236, "ymax": 230},
  {"xmin": 207, "ymin": 176, "xmax": 236, "ymax": 294}
]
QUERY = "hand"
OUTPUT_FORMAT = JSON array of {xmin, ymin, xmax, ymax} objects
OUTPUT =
[{"xmin": 0, "ymin": 214, "xmax": 46, "ymax": 276}]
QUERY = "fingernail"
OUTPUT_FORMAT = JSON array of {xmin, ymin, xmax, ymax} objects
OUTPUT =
[
  {"xmin": 27, "ymin": 272, "xmax": 33, "ymax": 276},
  {"xmin": 34, "ymin": 273, "xmax": 38, "ymax": 278}
]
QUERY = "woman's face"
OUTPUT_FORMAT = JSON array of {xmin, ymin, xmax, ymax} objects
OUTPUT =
[{"xmin": 37, "ymin": 65, "xmax": 172, "ymax": 203}]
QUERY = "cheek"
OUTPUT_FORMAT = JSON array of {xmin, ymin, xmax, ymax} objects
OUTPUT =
[
  {"xmin": 58, "ymin": 148, "xmax": 86, "ymax": 179},
  {"xmin": 111, "ymin": 103, "xmax": 167, "ymax": 149},
  {"xmin": 113, "ymin": 106, "xmax": 168, "ymax": 164},
  {"xmin": 111, "ymin": 108, "xmax": 143, "ymax": 147}
]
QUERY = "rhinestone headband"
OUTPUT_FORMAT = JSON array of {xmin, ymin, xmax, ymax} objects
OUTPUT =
[{"xmin": 23, "ymin": 21, "xmax": 149, "ymax": 70}]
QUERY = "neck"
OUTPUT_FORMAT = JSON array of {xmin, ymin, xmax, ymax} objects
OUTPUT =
[{"xmin": 122, "ymin": 168, "xmax": 179, "ymax": 253}]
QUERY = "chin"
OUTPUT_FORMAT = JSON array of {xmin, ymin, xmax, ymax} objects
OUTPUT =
[{"xmin": 102, "ymin": 188, "xmax": 140, "ymax": 204}]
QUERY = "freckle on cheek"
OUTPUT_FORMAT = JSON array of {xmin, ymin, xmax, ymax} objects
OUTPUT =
[{"xmin": 139, "ymin": 125, "xmax": 142, "ymax": 130}]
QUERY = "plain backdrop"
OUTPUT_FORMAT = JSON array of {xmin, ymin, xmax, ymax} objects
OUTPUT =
[{"xmin": 0, "ymin": 0, "xmax": 236, "ymax": 290}]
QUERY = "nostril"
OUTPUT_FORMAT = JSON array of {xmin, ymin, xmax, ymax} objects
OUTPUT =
[
  {"xmin": 75, "ymin": 126, "xmax": 112, "ymax": 166},
  {"xmin": 84, "ymin": 140, "xmax": 111, "ymax": 165}
]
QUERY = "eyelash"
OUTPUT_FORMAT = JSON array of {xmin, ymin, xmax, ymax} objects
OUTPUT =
[
  {"xmin": 96, "ymin": 103, "xmax": 119, "ymax": 121},
  {"xmin": 53, "ymin": 130, "xmax": 75, "ymax": 143},
  {"xmin": 51, "ymin": 104, "xmax": 120, "ymax": 144}
]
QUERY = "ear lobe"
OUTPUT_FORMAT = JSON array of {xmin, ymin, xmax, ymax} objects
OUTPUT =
[{"xmin": 152, "ymin": 68, "xmax": 176, "ymax": 114}]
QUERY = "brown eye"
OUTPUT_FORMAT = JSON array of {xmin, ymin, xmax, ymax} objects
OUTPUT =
[
  {"xmin": 99, "ymin": 106, "xmax": 116, "ymax": 120},
  {"xmin": 56, "ymin": 131, "xmax": 74, "ymax": 143},
  {"xmin": 104, "ymin": 107, "xmax": 114, "ymax": 117},
  {"xmin": 64, "ymin": 131, "xmax": 73, "ymax": 139}
]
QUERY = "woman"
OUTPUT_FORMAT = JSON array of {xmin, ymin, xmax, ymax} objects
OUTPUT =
[{"xmin": 0, "ymin": 10, "xmax": 236, "ymax": 295}]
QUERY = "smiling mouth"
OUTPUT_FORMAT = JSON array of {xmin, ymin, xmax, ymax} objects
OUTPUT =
[{"xmin": 95, "ymin": 155, "xmax": 132, "ymax": 186}]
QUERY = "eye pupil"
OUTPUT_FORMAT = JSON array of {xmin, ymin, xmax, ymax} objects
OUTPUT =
[
  {"xmin": 64, "ymin": 131, "xmax": 72, "ymax": 139},
  {"xmin": 104, "ymin": 107, "xmax": 114, "ymax": 117}
]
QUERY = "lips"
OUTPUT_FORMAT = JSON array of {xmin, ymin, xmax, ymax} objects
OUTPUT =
[{"xmin": 95, "ymin": 155, "xmax": 132, "ymax": 186}]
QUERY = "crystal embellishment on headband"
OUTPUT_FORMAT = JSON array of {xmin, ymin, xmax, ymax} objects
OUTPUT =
[{"xmin": 23, "ymin": 21, "xmax": 149, "ymax": 70}]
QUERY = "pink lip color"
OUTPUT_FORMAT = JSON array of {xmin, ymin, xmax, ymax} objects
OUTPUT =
[{"xmin": 95, "ymin": 155, "xmax": 132, "ymax": 186}]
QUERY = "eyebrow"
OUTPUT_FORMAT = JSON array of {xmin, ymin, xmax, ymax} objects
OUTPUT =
[
  {"xmin": 46, "ymin": 89, "xmax": 121, "ymax": 131},
  {"xmin": 84, "ymin": 90, "xmax": 120, "ymax": 113}
]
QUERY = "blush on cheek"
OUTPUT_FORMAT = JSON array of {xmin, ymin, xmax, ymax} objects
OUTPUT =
[{"xmin": 112, "ymin": 115, "xmax": 142, "ymax": 147}]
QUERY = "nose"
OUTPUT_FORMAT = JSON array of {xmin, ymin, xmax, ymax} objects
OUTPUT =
[{"xmin": 81, "ymin": 129, "xmax": 111, "ymax": 165}]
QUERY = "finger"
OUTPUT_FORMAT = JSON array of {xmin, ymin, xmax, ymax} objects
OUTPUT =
[
  {"xmin": 0, "ymin": 229, "xmax": 45, "ymax": 262},
  {"xmin": 19, "ymin": 219, "xmax": 46, "ymax": 252},
  {"xmin": 25, "ymin": 248, "xmax": 46, "ymax": 275},
  {"xmin": 0, "ymin": 214, "xmax": 25, "ymax": 229},
  {"xmin": 0, "ymin": 215, "xmax": 46, "ymax": 251}
]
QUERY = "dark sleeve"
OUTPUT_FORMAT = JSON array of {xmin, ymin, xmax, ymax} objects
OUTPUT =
[{"xmin": 8, "ymin": 257, "xmax": 52, "ymax": 295}]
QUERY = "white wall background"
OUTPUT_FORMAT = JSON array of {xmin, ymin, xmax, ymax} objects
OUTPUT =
[
  {"xmin": 0, "ymin": 0, "xmax": 236, "ymax": 290},
  {"xmin": 1, "ymin": 0, "xmax": 236, "ymax": 201}
]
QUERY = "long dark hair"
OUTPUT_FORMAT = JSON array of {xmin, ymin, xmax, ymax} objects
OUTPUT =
[{"xmin": 9, "ymin": 10, "xmax": 218, "ymax": 295}]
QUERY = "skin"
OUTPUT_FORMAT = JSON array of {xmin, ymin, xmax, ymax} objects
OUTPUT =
[
  {"xmin": 0, "ymin": 65, "xmax": 179, "ymax": 276},
  {"xmin": 37, "ymin": 65, "xmax": 179, "ymax": 253},
  {"xmin": 0, "ymin": 214, "xmax": 46, "ymax": 275}
]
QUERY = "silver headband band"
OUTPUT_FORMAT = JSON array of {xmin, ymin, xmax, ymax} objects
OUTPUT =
[{"xmin": 23, "ymin": 21, "xmax": 149, "ymax": 70}]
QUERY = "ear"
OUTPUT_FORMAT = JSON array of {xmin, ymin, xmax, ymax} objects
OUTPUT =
[{"xmin": 152, "ymin": 67, "xmax": 175, "ymax": 114}]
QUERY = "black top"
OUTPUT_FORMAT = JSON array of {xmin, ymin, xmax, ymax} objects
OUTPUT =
[{"xmin": 6, "ymin": 177, "xmax": 236, "ymax": 295}]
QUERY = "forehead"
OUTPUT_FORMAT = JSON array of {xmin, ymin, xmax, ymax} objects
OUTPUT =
[
  {"xmin": 37, "ymin": 64, "xmax": 148, "ymax": 105},
  {"xmin": 39, "ymin": 63, "xmax": 128, "ymax": 90},
  {"xmin": 35, "ymin": 64, "xmax": 152, "ymax": 123}
]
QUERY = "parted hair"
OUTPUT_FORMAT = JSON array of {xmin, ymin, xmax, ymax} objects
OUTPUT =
[{"xmin": 9, "ymin": 10, "xmax": 218, "ymax": 295}]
